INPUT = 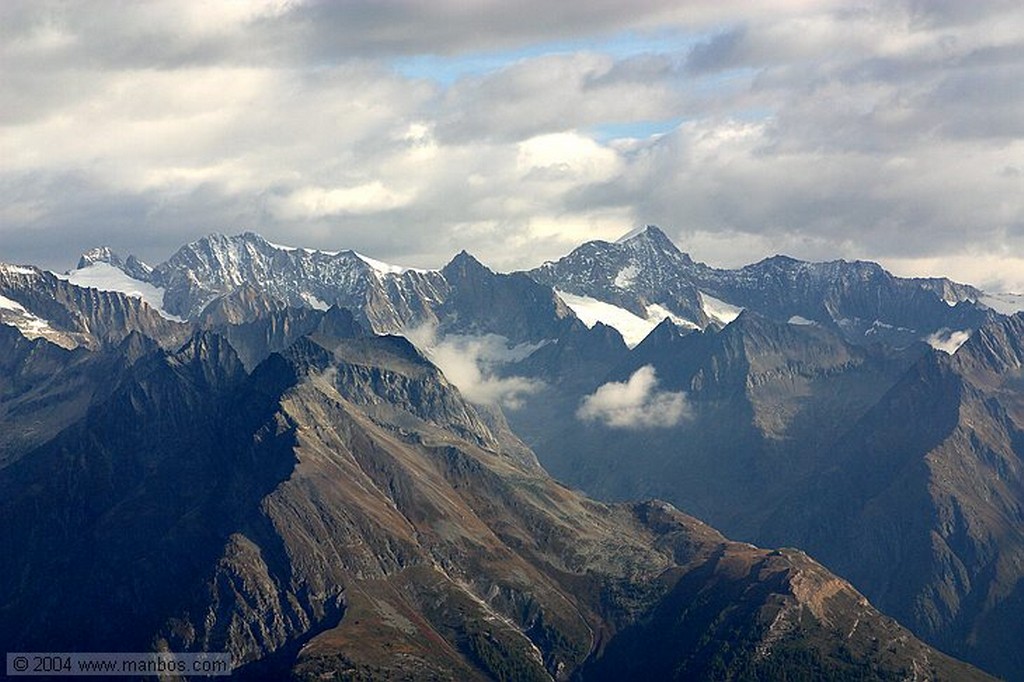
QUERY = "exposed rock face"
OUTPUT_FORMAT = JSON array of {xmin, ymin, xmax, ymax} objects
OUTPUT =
[
  {"xmin": 77, "ymin": 246, "xmax": 154, "ymax": 281},
  {"xmin": 698, "ymin": 254, "xmax": 992, "ymax": 346},
  {"xmin": 911, "ymin": 275, "xmax": 984, "ymax": 305},
  {"xmin": 438, "ymin": 251, "xmax": 578, "ymax": 342},
  {"xmin": 145, "ymin": 232, "xmax": 450, "ymax": 331},
  {"xmin": 508, "ymin": 308, "xmax": 1024, "ymax": 680},
  {"xmin": 0, "ymin": 324, "xmax": 107, "ymax": 463},
  {"xmin": 508, "ymin": 311, "xmax": 922, "ymax": 535},
  {"xmin": 197, "ymin": 283, "xmax": 291, "ymax": 327},
  {"xmin": 529, "ymin": 224, "xmax": 994, "ymax": 346},
  {"xmin": 0, "ymin": 330, "xmax": 290, "ymax": 656},
  {"xmin": 71, "ymin": 226, "xmax": 999, "ymax": 350},
  {"xmin": 0, "ymin": 264, "xmax": 191, "ymax": 350},
  {"xmin": 210, "ymin": 304, "xmax": 335, "ymax": 371},
  {"xmin": 87, "ymin": 234, "xmax": 599, "ymax": 354},
  {"xmin": 762, "ymin": 312, "xmax": 1024, "ymax": 681},
  {"xmin": 0, "ymin": 327, "xmax": 992, "ymax": 681},
  {"xmin": 529, "ymin": 225, "xmax": 711, "ymax": 327}
]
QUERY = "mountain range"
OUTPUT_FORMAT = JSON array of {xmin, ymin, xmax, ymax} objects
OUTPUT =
[{"xmin": 2, "ymin": 225, "xmax": 1022, "ymax": 680}]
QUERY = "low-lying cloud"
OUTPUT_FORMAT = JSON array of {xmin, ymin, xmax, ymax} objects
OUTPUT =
[
  {"xmin": 577, "ymin": 365, "xmax": 690, "ymax": 429},
  {"xmin": 926, "ymin": 328, "xmax": 972, "ymax": 355},
  {"xmin": 403, "ymin": 323, "xmax": 544, "ymax": 409}
]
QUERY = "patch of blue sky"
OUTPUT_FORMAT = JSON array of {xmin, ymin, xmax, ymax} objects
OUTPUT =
[
  {"xmin": 589, "ymin": 118, "xmax": 689, "ymax": 142},
  {"xmin": 732, "ymin": 107, "xmax": 775, "ymax": 123},
  {"xmin": 392, "ymin": 28, "xmax": 705, "ymax": 85},
  {"xmin": 691, "ymin": 65, "xmax": 760, "ymax": 92}
]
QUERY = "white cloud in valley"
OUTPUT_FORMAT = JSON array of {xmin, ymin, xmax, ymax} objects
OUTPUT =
[
  {"xmin": 577, "ymin": 365, "xmax": 691, "ymax": 429},
  {"xmin": 403, "ymin": 323, "xmax": 544, "ymax": 409}
]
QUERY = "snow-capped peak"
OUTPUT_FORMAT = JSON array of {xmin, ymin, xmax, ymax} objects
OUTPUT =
[
  {"xmin": 253, "ymin": 234, "xmax": 427, "ymax": 274},
  {"xmin": 615, "ymin": 224, "xmax": 672, "ymax": 247},
  {"xmin": 615, "ymin": 225, "xmax": 653, "ymax": 244},
  {"xmin": 138, "ymin": 231, "xmax": 453, "ymax": 326},
  {"xmin": 78, "ymin": 246, "xmax": 120, "ymax": 268},
  {"xmin": 0, "ymin": 263, "xmax": 37, "ymax": 276},
  {"xmin": 76, "ymin": 246, "xmax": 153, "ymax": 280},
  {"xmin": 555, "ymin": 289, "xmax": 697, "ymax": 348},
  {"xmin": 264, "ymin": 239, "xmax": 340, "ymax": 257}
]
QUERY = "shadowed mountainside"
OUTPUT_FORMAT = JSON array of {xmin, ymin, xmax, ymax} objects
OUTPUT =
[{"xmin": 0, "ymin": 321, "xmax": 995, "ymax": 680}]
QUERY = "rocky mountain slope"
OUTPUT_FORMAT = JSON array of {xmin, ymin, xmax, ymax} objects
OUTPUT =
[
  {"xmin": 529, "ymin": 225, "xmax": 996, "ymax": 348},
  {"xmin": 508, "ymin": 311, "xmax": 924, "ymax": 536},
  {"xmin": 5, "ymin": 226, "xmax": 1023, "ymax": 678},
  {"xmin": 150, "ymin": 233, "xmax": 450, "ymax": 330},
  {"xmin": 513, "ymin": 308, "xmax": 1024, "ymax": 681},
  {"xmin": 1, "ymin": 262, "xmax": 190, "ymax": 351},
  {"xmin": 66, "ymin": 225, "xmax": 999, "ymax": 352},
  {"xmin": 66, "ymin": 234, "xmax": 611, "ymax": 370},
  {"xmin": 0, "ymin": 313, "xmax": 994, "ymax": 680},
  {"xmin": 761, "ymin": 313, "xmax": 1024, "ymax": 681},
  {"xmin": 515, "ymin": 232, "xmax": 1024, "ymax": 680},
  {"xmin": 529, "ymin": 225, "xmax": 713, "ymax": 331}
]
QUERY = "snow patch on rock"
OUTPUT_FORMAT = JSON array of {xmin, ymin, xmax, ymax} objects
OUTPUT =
[
  {"xmin": 62, "ymin": 263, "xmax": 181, "ymax": 321},
  {"xmin": 556, "ymin": 290, "xmax": 660, "ymax": 348},
  {"xmin": 979, "ymin": 292, "xmax": 1024, "ymax": 315},
  {"xmin": 614, "ymin": 264, "xmax": 639, "ymax": 289},
  {"xmin": 699, "ymin": 291, "xmax": 743, "ymax": 325}
]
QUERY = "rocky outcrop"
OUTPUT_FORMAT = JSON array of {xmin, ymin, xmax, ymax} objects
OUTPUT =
[
  {"xmin": 529, "ymin": 225, "xmax": 711, "ymax": 327},
  {"xmin": 1, "ymin": 264, "xmax": 190, "ymax": 350},
  {"xmin": 145, "ymin": 232, "xmax": 450, "ymax": 331},
  {"xmin": 529, "ymin": 224, "xmax": 995, "ymax": 346}
]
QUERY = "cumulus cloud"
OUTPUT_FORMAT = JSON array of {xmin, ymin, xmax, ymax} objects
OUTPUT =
[
  {"xmin": 577, "ymin": 365, "xmax": 691, "ymax": 429},
  {"xmin": 434, "ymin": 52, "xmax": 690, "ymax": 144},
  {"xmin": 1, "ymin": 0, "xmax": 1023, "ymax": 292},
  {"xmin": 273, "ymin": 182, "xmax": 415, "ymax": 219},
  {"xmin": 403, "ymin": 324, "xmax": 544, "ymax": 409}
]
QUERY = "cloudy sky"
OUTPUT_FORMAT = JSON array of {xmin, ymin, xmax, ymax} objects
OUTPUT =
[{"xmin": 2, "ymin": 1, "xmax": 1023, "ymax": 290}]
